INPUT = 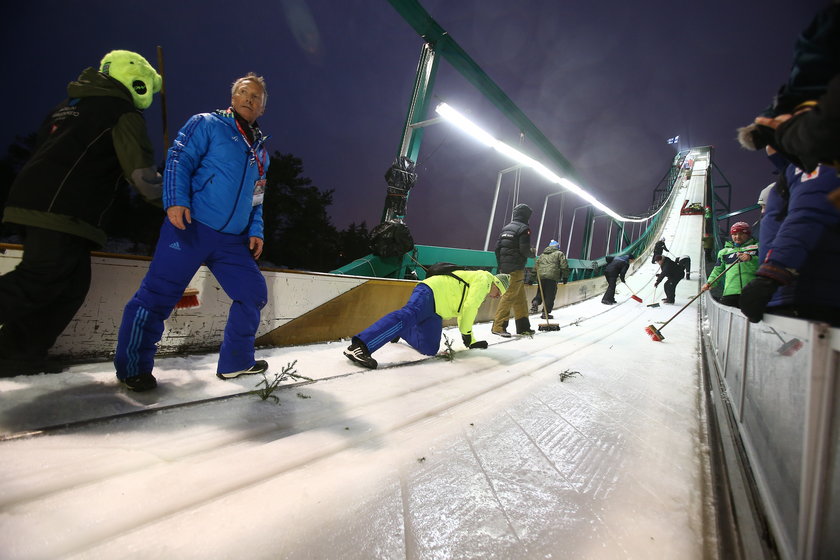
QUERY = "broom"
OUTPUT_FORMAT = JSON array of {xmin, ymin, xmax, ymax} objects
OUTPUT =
[
  {"xmin": 622, "ymin": 280, "xmax": 643, "ymax": 303},
  {"xmin": 535, "ymin": 268, "xmax": 560, "ymax": 332},
  {"xmin": 645, "ymin": 259, "xmax": 740, "ymax": 341},
  {"xmin": 175, "ymin": 287, "xmax": 200, "ymax": 309},
  {"xmin": 647, "ymin": 283, "xmax": 660, "ymax": 308}
]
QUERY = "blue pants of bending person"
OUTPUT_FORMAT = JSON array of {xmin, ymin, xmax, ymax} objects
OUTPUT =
[
  {"xmin": 114, "ymin": 220, "xmax": 267, "ymax": 378},
  {"xmin": 357, "ymin": 284, "xmax": 443, "ymax": 356}
]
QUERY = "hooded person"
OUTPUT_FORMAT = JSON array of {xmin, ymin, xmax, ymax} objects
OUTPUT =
[
  {"xmin": 0, "ymin": 50, "xmax": 162, "ymax": 376},
  {"xmin": 344, "ymin": 271, "xmax": 510, "ymax": 369},
  {"xmin": 601, "ymin": 254, "xmax": 635, "ymax": 305},
  {"xmin": 651, "ymin": 237, "xmax": 668, "ymax": 264},
  {"xmin": 530, "ymin": 239, "xmax": 570, "ymax": 319},
  {"xmin": 492, "ymin": 203, "xmax": 534, "ymax": 337},
  {"xmin": 701, "ymin": 221, "xmax": 759, "ymax": 307}
]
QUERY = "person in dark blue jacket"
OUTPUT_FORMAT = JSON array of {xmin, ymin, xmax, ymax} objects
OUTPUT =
[
  {"xmin": 114, "ymin": 73, "xmax": 271, "ymax": 391},
  {"xmin": 740, "ymin": 161, "xmax": 840, "ymax": 326},
  {"xmin": 601, "ymin": 254, "xmax": 635, "ymax": 305}
]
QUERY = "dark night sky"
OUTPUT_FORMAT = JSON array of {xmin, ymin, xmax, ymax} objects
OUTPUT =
[{"xmin": 1, "ymin": 0, "xmax": 829, "ymax": 256}]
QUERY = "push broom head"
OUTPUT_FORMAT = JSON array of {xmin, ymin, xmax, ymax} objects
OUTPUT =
[
  {"xmin": 778, "ymin": 338, "xmax": 804, "ymax": 356},
  {"xmin": 538, "ymin": 323, "xmax": 561, "ymax": 332},
  {"xmin": 645, "ymin": 324, "xmax": 664, "ymax": 341},
  {"xmin": 175, "ymin": 287, "xmax": 200, "ymax": 309},
  {"xmin": 646, "ymin": 301, "xmax": 660, "ymax": 308},
  {"xmin": 631, "ymin": 294, "xmax": 643, "ymax": 303}
]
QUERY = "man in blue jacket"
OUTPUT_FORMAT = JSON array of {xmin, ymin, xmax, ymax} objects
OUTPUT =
[{"xmin": 114, "ymin": 73, "xmax": 271, "ymax": 391}]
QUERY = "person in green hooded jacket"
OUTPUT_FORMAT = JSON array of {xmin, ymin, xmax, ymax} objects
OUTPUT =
[
  {"xmin": 0, "ymin": 50, "xmax": 163, "ymax": 375},
  {"xmin": 344, "ymin": 271, "xmax": 510, "ymax": 369},
  {"xmin": 701, "ymin": 222, "xmax": 759, "ymax": 307}
]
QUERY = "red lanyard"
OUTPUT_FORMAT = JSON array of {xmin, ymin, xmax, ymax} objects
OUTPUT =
[{"xmin": 234, "ymin": 119, "xmax": 266, "ymax": 178}]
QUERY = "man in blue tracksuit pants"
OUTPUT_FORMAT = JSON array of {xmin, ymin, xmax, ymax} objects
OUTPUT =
[{"xmin": 114, "ymin": 73, "xmax": 271, "ymax": 391}]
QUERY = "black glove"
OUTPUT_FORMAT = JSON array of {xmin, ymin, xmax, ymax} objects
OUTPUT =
[
  {"xmin": 654, "ymin": 280, "xmax": 661, "ymax": 287},
  {"xmin": 462, "ymin": 333, "xmax": 472, "ymax": 347},
  {"xmin": 739, "ymin": 276, "xmax": 780, "ymax": 323},
  {"xmin": 469, "ymin": 340, "xmax": 488, "ymax": 349}
]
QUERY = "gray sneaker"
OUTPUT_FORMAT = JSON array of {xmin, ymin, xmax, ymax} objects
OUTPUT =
[{"xmin": 217, "ymin": 360, "xmax": 269, "ymax": 380}]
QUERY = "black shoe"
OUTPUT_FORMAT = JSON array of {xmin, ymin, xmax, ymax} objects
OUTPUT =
[
  {"xmin": 344, "ymin": 340, "xmax": 378, "ymax": 369},
  {"xmin": 390, "ymin": 336, "xmax": 400, "ymax": 343},
  {"xmin": 217, "ymin": 359, "xmax": 269, "ymax": 380},
  {"xmin": 121, "ymin": 372, "xmax": 157, "ymax": 392},
  {"xmin": 542, "ymin": 314, "xmax": 554, "ymax": 319},
  {"xmin": 492, "ymin": 329, "xmax": 512, "ymax": 338},
  {"xmin": 601, "ymin": 299, "xmax": 616, "ymax": 305},
  {"xmin": 515, "ymin": 317, "xmax": 534, "ymax": 335},
  {"xmin": 529, "ymin": 305, "xmax": 538, "ymax": 314},
  {"xmin": 662, "ymin": 299, "xmax": 675, "ymax": 304}
]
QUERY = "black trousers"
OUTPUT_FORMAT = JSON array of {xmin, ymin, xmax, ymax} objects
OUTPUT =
[
  {"xmin": 0, "ymin": 227, "xmax": 92, "ymax": 358},
  {"xmin": 532, "ymin": 280, "xmax": 558, "ymax": 312},
  {"xmin": 602, "ymin": 273, "xmax": 619, "ymax": 303},
  {"xmin": 663, "ymin": 275, "xmax": 682, "ymax": 301}
]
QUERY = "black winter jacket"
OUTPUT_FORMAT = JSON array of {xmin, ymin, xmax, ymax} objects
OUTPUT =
[
  {"xmin": 495, "ymin": 203, "xmax": 532, "ymax": 273},
  {"xmin": 656, "ymin": 256, "xmax": 684, "ymax": 282},
  {"xmin": 3, "ymin": 68, "xmax": 157, "ymax": 246}
]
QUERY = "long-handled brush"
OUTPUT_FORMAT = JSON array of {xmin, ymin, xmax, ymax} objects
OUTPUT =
[
  {"xmin": 767, "ymin": 326, "xmax": 804, "ymax": 356},
  {"xmin": 535, "ymin": 268, "xmax": 560, "ymax": 332},
  {"xmin": 647, "ymin": 284, "xmax": 660, "ymax": 308},
  {"xmin": 622, "ymin": 281, "xmax": 643, "ymax": 303},
  {"xmin": 644, "ymin": 259, "xmax": 741, "ymax": 341}
]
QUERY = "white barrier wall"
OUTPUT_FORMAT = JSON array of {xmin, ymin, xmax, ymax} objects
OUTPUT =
[{"xmin": 702, "ymin": 296, "xmax": 840, "ymax": 559}]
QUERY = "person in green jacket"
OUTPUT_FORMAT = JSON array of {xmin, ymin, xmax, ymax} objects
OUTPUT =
[
  {"xmin": 529, "ymin": 240, "xmax": 570, "ymax": 319},
  {"xmin": 344, "ymin": 271, "xmax": 510, "ymax": 369},
  {"xmin": 0, "ymin": 50, "xmax": 162, "ymax": 375},
  {"xmin": 701, "ymin": 222, "xmax": 759, "ymax": 307}
]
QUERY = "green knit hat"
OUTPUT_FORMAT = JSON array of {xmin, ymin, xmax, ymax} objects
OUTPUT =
[{"xmin": 493, "ymin": 273, "xmax": 510, "ymax": 294}]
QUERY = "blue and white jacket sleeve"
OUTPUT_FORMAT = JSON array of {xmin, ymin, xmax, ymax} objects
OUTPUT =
[{"xmin": 163, "ymin": 114, "xmax": 209, "ymax": 209}]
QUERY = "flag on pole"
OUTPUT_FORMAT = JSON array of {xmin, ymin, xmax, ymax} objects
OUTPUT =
[{"xmin": 666, "ymin": 135, "xmax": 680, "ymax": 145}]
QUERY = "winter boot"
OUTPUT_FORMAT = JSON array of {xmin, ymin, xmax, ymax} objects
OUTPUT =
[
  {"xmin": 515, "ymin": 317, "xmax": 535, "ymax": 335},
  {"xmin": 344, "ymin": 337, "xmax": 378, "ymax": 369}
]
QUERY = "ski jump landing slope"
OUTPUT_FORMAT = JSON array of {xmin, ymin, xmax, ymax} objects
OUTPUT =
[{"xmin": 0, "ymin": 166, "xmax": 716, "ymax": 558}]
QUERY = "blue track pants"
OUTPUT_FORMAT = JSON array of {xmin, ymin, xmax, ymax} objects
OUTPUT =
[
  {"xmin": 114, "ymin": 220, "xmax": 267, "ymax": 377},
  {"xmin": 357, "ymin": 284, "xmax": 442, "ymax": 356}
]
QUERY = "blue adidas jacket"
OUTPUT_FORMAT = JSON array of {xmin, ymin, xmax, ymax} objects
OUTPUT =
[{"xmin": 164, "ymin": 109, "xmax": 268, "ymax": 238}]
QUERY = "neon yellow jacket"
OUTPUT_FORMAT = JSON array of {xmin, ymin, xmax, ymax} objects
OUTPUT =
[{"xmin": 421, "ymin": 270, "xmax": 496, "ymax": 344}]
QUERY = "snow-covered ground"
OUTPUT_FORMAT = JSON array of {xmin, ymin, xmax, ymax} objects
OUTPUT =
[{"xmin": 0, "ymin": 268, "xmax": 713, "ymax": 558}]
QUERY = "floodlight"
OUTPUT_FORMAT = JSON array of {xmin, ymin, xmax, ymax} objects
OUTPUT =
[{"xmin": 435, "ymin": 102, "xmax": 651, "ymax": 223}]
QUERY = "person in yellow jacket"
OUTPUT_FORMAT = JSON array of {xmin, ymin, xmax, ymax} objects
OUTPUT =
[{"xmin": 344, "ymin": 271, "xmax": 510, "ymax": 369}]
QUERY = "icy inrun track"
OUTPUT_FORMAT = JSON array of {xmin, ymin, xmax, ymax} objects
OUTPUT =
[
  {"xmin": 0, "ymin": 296, "xmax": 713, "ymax": 557},
  {"xmin": 0, "ymin": 183, "xmax": 713, "ymax": 559}
]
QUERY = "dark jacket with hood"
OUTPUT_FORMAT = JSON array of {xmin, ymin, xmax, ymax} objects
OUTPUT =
[
  {"xmin": 3, "ymin": 68, "xmax": 159, "ymax": 247},
  {"xmin": 604, "ymin": 254, "xmax": 631, "ymax": 282},
  {"xmin": 495, "ymin": 203, "xmax": 532, "ymax": 273}
]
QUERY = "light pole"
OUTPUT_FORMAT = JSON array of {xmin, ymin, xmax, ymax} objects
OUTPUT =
[
  {"xmin": 535, "ymin": 191, "xmax": 566, "ymax": 251},
  {"xmin": 484, "ymin": 163, "xmax": 524, "ymax": 251},
  {"xmin": 587, "ymin": 213, "xmax": 611, "ymax": 259},
  {"xmin": 566, "ymin": 204, "xmax": 590, "ymax": 257}
]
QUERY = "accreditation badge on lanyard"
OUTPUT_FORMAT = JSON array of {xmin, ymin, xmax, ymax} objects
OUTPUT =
[{"xmin": 236, "ymin": 119, "xmax": 268, "ymax": 207}]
